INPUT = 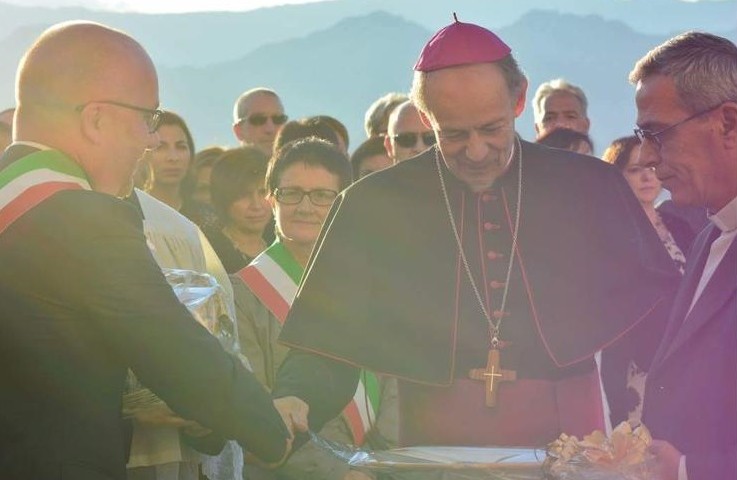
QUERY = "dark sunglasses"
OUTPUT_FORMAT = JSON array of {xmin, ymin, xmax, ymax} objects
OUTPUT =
[
  {"xmin": 239, "ymin": 113, "xmax": 288, "ymax": 127},
  {"xmin": 392, "ymin": 131, "xmax": 436, "ymax": 149}
]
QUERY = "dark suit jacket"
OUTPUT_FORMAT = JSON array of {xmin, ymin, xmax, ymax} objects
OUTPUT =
[
  {"xmin": 0, "ymin": 146, "xmax": 289, "ymax": 479},
  {"xmin": 642, "ymin": 224, "xmax": 737, "ymax": 479}
]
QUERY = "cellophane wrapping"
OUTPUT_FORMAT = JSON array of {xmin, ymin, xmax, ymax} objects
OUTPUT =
[{"xmin": 123, "ymin": 268, "xmax": 239, "ymax": 417}]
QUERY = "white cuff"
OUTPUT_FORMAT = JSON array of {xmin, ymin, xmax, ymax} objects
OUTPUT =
[{"xmin": 678, "ymin": 454, "xmax": 688, "ymax": 480}]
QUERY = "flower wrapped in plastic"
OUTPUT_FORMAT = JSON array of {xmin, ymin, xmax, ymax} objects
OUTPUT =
[
  {"xmin": 543, "ymin": 422, "xmax": 655, "ymax": 480},
  {"xmin": 122, "ymin": 269, "xmax": 239, "ymax": 417}
]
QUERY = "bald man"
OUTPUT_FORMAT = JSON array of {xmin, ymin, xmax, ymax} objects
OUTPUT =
[
  {"xmin": 0, "ymin": 22, "xmax": 290, "ymax": 479},
  {"xmin": 232, "ymin": 88, "xmax": 287, "ymax": 155},
  {"xmin": 384, "ymin": 100, "xmax": 436, "ymax": 163}
]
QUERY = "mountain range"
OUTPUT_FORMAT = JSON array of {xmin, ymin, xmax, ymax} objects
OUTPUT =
[{"xmin": 0, "ymin": 0, "xmax": 735, "ymax": 152}]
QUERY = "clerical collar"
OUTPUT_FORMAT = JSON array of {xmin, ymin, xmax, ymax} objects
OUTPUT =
[{"xmin": 709, "ymin": 195, "xmax": 737, "ymax": 233}]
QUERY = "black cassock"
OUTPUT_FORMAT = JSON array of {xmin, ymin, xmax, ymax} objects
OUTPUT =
[{"xmin": 275, "ymin": 139, "xmax": 678, "ymax": 447}]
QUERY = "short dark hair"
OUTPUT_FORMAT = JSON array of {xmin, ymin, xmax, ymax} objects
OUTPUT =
[
  {"xmin": 536, "ymin": 127, "xmax": 594, "ymax": 153},
  {"xmin": 273, "ymin": 118, "xmax": 339, "ymax": 153},
  {"xmin": 311, "ymin": 115, "xmax": 349, "ymax": 150},
  {"xmin": 350, "ymin": 137, "xmax": 387, "ymax": 180},
  {"xmin": 602, "ymin": 135, "xmax": 640, "ymax": 170},
  {"xmin": 210, "ymin": 146, "xmax": 269, "ymax": 221},
  {"xmin": 193, "ymin": 146, "xmax": 225, "ymax": 171},
  {"xmin": 267, "ymin": 138, "xmax": 352, "ymax": 195}
]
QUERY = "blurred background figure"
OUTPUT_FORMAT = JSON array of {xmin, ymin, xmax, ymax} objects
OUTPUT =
[
  {"xmin": 192, "ymin": 146, "xmax": 225, "ymax": 206},
  {"xmin": 311, "ymin": 115, "xmax": 349, "ymax": 154},
  {"xmin": 536, "ymin": 127, "xmax": 594, "ymax": 156},
  {"xmin": 363, "ymin": 92, "xmax": 407, "ymax": 138},
  {"xmin": 273, "ymin": 116, "xmax": 340, "ymax": 153},
  {"xmin": 0, "ymin": 107, "xmax": 15, "ymax": 151},
  {"xmin": 533, "ymin": 78, "xmax": 590, "ymax": 139},
  {"xmin": 351, "ymin": 136, "xmax": 392, "ymax": 180},
  {"xmin": 603, "ymin": 135, "xmax": 695, "ymax": 272},
  {"xmin": 232, "ymin": 88, "xmax": 287, "ymax": 155},
  {"xmin": 206, "ymin": 146, "xmax": 274, "ymax": 273},
  {"xmin": 144, "ymin": 110, "xmax": 216, "ymax": 228},
  {"xmin": 384, "ymin": 100, "xmax": 435, "ymax": 163}
]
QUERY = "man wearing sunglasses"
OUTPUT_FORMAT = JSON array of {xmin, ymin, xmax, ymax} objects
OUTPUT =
[
  {"xmin": 384, "ymin": 100, "xmax": 436, "ymax": 163},
  {"xmin": 632, "ymin": 32, "xmax": 737, "ymax": 480},
  {"xmin": 232, "ymin": 87, "xmax": 287, "ymax": 155},
  {"xmin": 0, "ymin": 22, "xmax": 291, "ymax": 479}
]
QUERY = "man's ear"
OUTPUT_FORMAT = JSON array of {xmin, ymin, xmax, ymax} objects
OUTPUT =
[
  {"xmin": 383, "ymin": 134, "xmax": 394, "ymax": 160},
  {"xmin": 233, "ymin": 123, "xmax": 244, "ymax": 142},
  {"xmin": 719, "ymin": 101, "xmax": 737, "ymax": 150},
  {"xmin": 79, "ymin": 103, "xmax": 104, "ymax": 144},
  {"xmin": 513, "ymin": 78, "xmax": 528, "ymax": 118},
  {"xmin": 418, "ymin": 110, "xmax": 433, "ymax": 130}
]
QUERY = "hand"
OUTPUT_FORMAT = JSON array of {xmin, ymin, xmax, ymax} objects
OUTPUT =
[
  {"xmin": 649, "ymin": 439, "xmax": 681, "ymax": 480},
  {"xmin": 244, "ymin": 435, "xmax": 293, "ymax": 469},
  {"xmin": 343, "ymin": 470, "xmax": 374, "ymax": 480},
  {"xmin": 133, "ymin": 403, "xmax": 199, "ymax": 429},
  {"xmin": 273, "ymin": 396, "xmax": 310, "ymax": 436}
]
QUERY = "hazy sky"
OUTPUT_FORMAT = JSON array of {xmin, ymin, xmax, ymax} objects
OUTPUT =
[
  {"xmin": 3, "ymin": 0, "xmax": 324, "ymax": 13},
  {"xmin": 3, "ymin": 0, "xmax": 717, "ymax": 12}
]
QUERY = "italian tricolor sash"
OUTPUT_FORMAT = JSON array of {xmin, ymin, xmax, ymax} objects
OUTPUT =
[
  {"xmin": 0, "ymin": 149, "xmax": 90, "ymax": 236},
  {"xmin": 238, "ymin": 241, "xmax": 381, "ymax": 446}
]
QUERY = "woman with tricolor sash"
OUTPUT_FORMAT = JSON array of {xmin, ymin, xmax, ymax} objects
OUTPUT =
[{"xmin": 232, "ymin": 138, "xmax": 398, "ymax": 480}]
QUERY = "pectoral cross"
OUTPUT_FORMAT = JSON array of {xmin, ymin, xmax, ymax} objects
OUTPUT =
[{"xmin": 468, "ymin": 349, "xmax": 516, "ymax": 407}]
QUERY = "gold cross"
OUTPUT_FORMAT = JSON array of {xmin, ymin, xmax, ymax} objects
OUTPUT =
[{"xmin": 468, "ymin": 349, "xmax": 516, "ymax": 407}]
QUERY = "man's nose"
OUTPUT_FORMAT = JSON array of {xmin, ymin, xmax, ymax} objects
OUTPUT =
[{"xmin": 465, "ymin": 131, "xmax": 489, "ymax": 162}]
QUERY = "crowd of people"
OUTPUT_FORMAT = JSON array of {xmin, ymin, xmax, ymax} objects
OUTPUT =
[{"xmin": 0, "ymin": 15, "xmax": 735, "ymax": 480}]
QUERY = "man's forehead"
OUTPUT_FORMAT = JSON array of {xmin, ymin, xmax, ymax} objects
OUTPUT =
[
  {"xmin": 542, "ymin": 92, "xmax": 583, "ymax": 112},
  {"xmin": 242, "ymin": 92, "xmax": 283, "ymax": 114},
  {"xmin": 635, "ymin": 75, "xmax": 685, "ymax": 126},
  {"xmin": 393, "ymin": 105, "xmax": 426, "ymax": 132}
]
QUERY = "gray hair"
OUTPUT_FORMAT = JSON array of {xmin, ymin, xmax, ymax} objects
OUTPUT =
[
  {"xmin": 232, "ymin": 87, "xmax": 280, "ymax": 124},
  {"xmin": 411, "ymin": 55, "xmax": 526, "ymax": 118},
  {"xmin": 629, "ymin": 31, "xmax": 737, "ymax": 113},
  {"xmin": 363, "ymin": 92, "xmax": 408, "ymax": 137},
  {"xmin": 531, "ymin": 78, "xmax": 588, "ymax": 124}
]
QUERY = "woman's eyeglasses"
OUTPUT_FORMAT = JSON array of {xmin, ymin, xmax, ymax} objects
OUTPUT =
[{"xmin": 274, "ymin": 187, "xmax": 338, "ymax": 206}]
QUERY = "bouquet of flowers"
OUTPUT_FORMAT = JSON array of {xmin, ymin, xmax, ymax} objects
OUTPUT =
[
  {"xmin": 122, "ymin": 269, "xmax": 238, "ymax": 417},
  {"xmin": 543, "ymin": 422, "xmax": 654, "ymax": 480}
]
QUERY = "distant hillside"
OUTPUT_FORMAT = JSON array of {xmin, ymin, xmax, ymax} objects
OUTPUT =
[
  {"xmin": 156, "ymin": 9, "xmax": 735, "ymax": 152},
  {"xmin": 1, "ymin": 5, "xmax": 735, "ymax": 153}
]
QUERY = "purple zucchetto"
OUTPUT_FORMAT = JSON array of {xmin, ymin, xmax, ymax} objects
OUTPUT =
[{"xmin": 413, "ymin": 13, "xmax": 512, "ymax": 72}]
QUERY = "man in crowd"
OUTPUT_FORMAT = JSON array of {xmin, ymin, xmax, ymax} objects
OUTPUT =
[
  {"xmin": 363, "ymin": 92, "xmax": 407, "ymax": 138},
  {"xmin": 532, "ymin": 78, "xmax": 590, "ymax": 139},
  {"xmin": 0, "ymin": 21, "xmax": 290, "ymax": 479},
  {"xmin": 272, "ymin": 18, "xmax": 677, "ymax": 450},
  {"xmin": 384, "ymin": 100, "xmax": 436, "ymax": 163},
  {"xmin": 232, "ymin": 87, "xmax": 287, "ymax": 155},
  {"xmin": 633, "ymin": 32, "xmax": 737, "ymax": 480}
]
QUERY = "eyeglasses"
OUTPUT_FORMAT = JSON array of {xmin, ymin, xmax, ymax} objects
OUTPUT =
[
  {"xmin": 76, "ymin": 100, "xmax": 163, "ymax": 134},
  {"xmin": 633, "ymin": 103, "xmax": 722, "ymax": 150},
  {"xmin": 392, "ymin": 131, "xmax": 436, "ymax": 149},
  {"xmin": 238, "ymin": 113, "xmax": 289, "ymax": 127},
  {"xmin": 274, "ymin": 187, "xmax": 338, "ymax": 206}
]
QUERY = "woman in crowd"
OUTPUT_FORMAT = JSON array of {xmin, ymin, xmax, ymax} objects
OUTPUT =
[
  {"xmin": 144, "ymin": 110, "xmax": 216, "ymax": 228},
  {"xmin": 205, "ymin": 146, "xmax": 274, "ymax": 273},
  {"xmin": 602, "ymin": 135, "xmax": 694, "ymax": 272},
  {"xmin": 232, "ymin": 138, "xmax": 397, "ymax": 480}
]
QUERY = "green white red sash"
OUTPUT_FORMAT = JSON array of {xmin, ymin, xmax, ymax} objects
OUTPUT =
[
  {"xmin": 0, "ymin": 149, "xmax": 90, "ymax": 236},
  {"xmin": 238, "ymin": 241, "xmax": 381, "ymax": 445}
]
